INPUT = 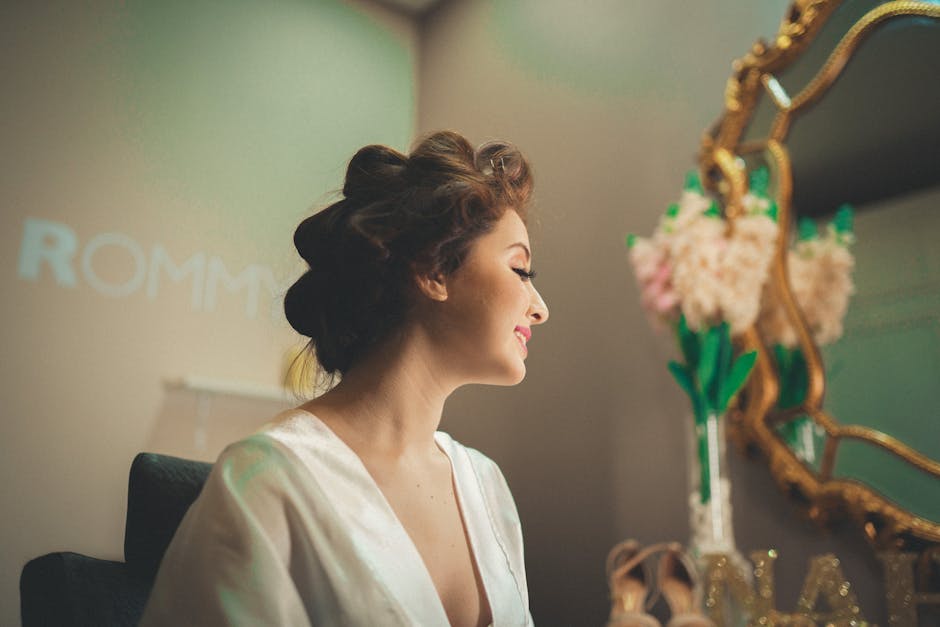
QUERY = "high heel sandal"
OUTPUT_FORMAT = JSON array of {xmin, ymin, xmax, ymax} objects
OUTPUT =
[
  {"xmin": 605, "ymin": 540, "xmax": 667, "ymax": 627},
  {"xmin": 656, "ymin": 545, "xmax": 715, "ymax": 627}
]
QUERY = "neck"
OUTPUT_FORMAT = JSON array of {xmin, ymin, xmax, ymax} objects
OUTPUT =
[{"xmin": 301, "ymin": 325, "xmax": 456, "ymax": 462}]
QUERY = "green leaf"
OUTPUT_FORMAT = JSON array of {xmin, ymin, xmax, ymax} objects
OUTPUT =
[
  {"xmin": 626, "ymin": 233, "xmax": 638, "ymax": 249},
  {"xmin": 684, "ymin": 170, "xmax": 704, "ymax": 194},
  {"xmin": 711, "ymin": 323, "xmax": 731, "ymax": 410},
  {"xmin": 798, "ymin": 217, "xmax": 818, "ymax": 241},
  {"xmin": 833, "ymin": 203, "xmax": 854, "ymax": 234},
  {"xmin": 717, "ymin": 350, "xmax": 758, "ymax": 412},
  {"xmin": 665, "ymin": 202, "xmax": 680, "ymax": 219},
  {"xmin": 749, "ymin": 166, "xmax": 770, "ymax": 198},
  {"xmin": 667, "ymin": 361, "xmax": 694, "ymax": 399},
  {"xmin": 697, "ymin": 327, "xmax": 721, "ymax": 411},
  {"xmin": 689, "ymin": 390, "xmax": 706, "ymax": 425},
  {"xmin": 704, "ymin": 201, "xmax": 721, "ymax": 218},
  {"xmin": 766, "ymin": 200, "xmax": 779, "ymax": 222},
  {"xmin": 789, "ymin": 348, "xmax": 808, "ymax": 408},
  {"xmin": 778, "ymin": 419, "xmax": 799, "ymax": 448},
  {"xmin": 677, "ymin": 314, "xmax": 699, "ymax": 367},
  {"xmin": 698, "ymin": 429, "xmax": 711, "ymax": 504},
  {"xmin": 775, "ymin": 345, "xmax": 809, "ymax": 409},
  {"xmin": 774, "ymin": 345, "xmax": 796, "ymax": 408},
  {"xmin": 669, "ymin": 360, "xmax": 708, "ymax": 422},
  {"xmin": 773, "ymin": 344, "xmax": 790, "ymax": 374}
]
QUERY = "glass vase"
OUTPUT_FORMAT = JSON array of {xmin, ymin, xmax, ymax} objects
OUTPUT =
[
  {"xmin": 686, "ymin": 413, "xmax": 752, "ymax": 625},
  {"xmin": 687, "ymin": 412, "xmax": 737, "ymax": 554}
]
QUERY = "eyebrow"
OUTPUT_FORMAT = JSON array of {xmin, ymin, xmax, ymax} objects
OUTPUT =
[{"xmin": 507, "ymin": 242, "xmax": 531, "ymax": 260}]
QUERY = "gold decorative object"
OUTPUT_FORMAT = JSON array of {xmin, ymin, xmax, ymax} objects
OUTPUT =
[
  {"xmin": 878, "ymin": 549, "xmax": 940, "ymax": 625},
  {"xmin": 701, "ymin": 552, "xmax": 760, "ymax": 624},
  {"xmin": 702, "ymin": 550, "xmax": 869, "ymax": 625},
  {"xmin": 793, "ymin": 554, "xmax": 863, "ymax": 624},
  {"xmin": 699, "ymin": 0, "xmax": 940, "ymax": 548}
]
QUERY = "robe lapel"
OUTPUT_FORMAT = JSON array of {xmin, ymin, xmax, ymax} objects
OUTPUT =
[
  {"xmin": 271, "ymin": 412, "xmax": 451, "ymax": 626},
  {"xmin": 435, "ymin": 432, "xmax": 529, "ymax": 627}
]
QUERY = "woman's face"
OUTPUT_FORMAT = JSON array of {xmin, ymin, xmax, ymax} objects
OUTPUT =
[{"xmin": 432, "ymin": 209, "xmax": 549, "ymax": 386}]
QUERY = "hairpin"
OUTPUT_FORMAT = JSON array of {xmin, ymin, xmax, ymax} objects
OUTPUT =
[{"xmin": 489, "ymin": 156, "xmax": 506, "ymax": 172}]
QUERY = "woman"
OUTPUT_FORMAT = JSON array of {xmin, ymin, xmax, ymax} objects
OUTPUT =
[{"xmin": 140, "ymin": 130, "xmax": 548, "ymax": 627}]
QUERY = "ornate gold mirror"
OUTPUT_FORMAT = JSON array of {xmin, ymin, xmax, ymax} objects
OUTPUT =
[{"xmin": 700, "ymin": 0, "xmax": 940, "ymax": 549}]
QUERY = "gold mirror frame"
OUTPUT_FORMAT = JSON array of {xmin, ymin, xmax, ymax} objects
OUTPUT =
[{"xmin": 699, "ymin": 0, "xmax": 940, "ymax": 549}]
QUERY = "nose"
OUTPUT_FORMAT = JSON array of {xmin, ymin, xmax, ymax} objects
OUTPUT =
[{"xmin": 526, "ymin": 283, "xmax": 549, "ymax": 324}]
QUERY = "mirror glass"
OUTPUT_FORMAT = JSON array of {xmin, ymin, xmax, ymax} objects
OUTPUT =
[
  {"xmin": 770, "ymin": 5, "xmax": 940, "ymax": 525},
  {"xmin": 738, "ymin": 1, "xmax": 878, "ymax": 145},
  {"xmin": 818, "ymin": 187, "xmax": 940, "ymax": 523},
  {"xmin": 703, "ymin": 0, "xmax": 940, "ymax": 541}
]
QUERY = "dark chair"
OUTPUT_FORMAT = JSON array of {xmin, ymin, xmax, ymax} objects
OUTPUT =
[{"xmin": 20, "ymin": 453, "xmax": 212, "ymax": 627}]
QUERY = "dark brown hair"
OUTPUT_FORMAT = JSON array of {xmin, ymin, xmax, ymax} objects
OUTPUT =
[{"xmin": 284, "ymin": 130, "xmax": 533, "ymax": 383}]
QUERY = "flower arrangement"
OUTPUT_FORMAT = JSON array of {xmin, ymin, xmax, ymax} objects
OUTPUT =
[
  {"xmin": 758, "ymin": 206, "xmax": 856, "ymax": 351},
  {"xmin": 629, "ymin": 170, "xmax": 779, "ymax": 338},
  {"xmin": 627, "ymin": 169, "xmax": 778, "ymax": 504},
  {"xmin": 758, "ymin": 207, "xmax": 855, "ymax": 460},
  {"xmin": 627, "ymin": 166, "xmax": 856, "ymax": 487}
]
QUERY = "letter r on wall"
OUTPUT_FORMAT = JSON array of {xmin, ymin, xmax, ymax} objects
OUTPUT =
[{"xmin": 17, "ymin": 218, "xmax": 78, "ymax": 287}]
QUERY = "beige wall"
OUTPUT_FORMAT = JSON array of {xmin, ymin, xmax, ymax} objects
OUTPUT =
[
  {"xmin": 417, "ymin": 1, "xmax": 887, "ymax": 624},
  {"xmin": 1, "ymin": 1, "xmax": 416, "ymax": 625}
]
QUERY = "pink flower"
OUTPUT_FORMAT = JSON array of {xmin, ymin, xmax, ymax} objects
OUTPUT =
[
  {"xmin": 629, "ymin": 236, "xmax": 681, "ymax": 326},
  {"xmin": 643, "ymin": 259, "xmax": 680, "ymax": 315}
]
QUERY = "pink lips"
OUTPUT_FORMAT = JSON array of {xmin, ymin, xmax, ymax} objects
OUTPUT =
[{"xmin": 514, "ymin": 326, "xmax": 531, "ymax": 355}]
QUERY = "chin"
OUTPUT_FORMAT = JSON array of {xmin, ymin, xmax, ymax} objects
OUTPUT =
[
  {"xmin": 464, "ymin": 351, "xmax": 528, "ymax": 386},
  {"xmin": 494, "ymin": 361, "xmax": 527, "ymax": 386}
]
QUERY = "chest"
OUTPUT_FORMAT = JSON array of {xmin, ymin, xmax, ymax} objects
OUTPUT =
[{"xmin": 371, "ymin": 463, "xmax": 492, "ymax": 627}]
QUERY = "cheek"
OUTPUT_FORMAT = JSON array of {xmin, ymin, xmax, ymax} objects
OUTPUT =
[
  {"xmin": 452, "ymin": 270, "xmax": 528, "ymax": 328},
  {"xmin": 498, "ymin": 283, "xmax": 531, "ymax": 322}
]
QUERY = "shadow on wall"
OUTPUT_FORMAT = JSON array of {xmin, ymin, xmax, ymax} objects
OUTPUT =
[{"xmin": 145, "ymin": 387, "xmax": 292, "ymax": 463}]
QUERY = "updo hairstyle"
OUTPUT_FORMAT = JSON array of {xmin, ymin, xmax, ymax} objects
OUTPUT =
[{"xmin": 284, "ymin": 130, "xmax": 533, "ymax": 381}]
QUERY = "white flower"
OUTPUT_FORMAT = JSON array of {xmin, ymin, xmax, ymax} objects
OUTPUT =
[
  {"xmin": 758, "ymin": 229, "xmax": 855, "ymax": 347},
  {"xmin": 666, "ymin": 210, "xmax": 778, "ymax": 334},
  {"xmin": 629, "ymin": 236, "xmax": 666, "ymax": 283},
  {"xmin": 719, "ymin": 214, "xmax": 778, "ymax": 334},
  {"xmin": 669, "ymin": 215, "xmax": 726, "ymax": 331},
  {"xmin": 799, "ymin": 235, "xmax": 855, "ymax": 345},
  {"xmin": 663, "ymin": 190, "xmax": 714, "ymax": 233},
  {"xmin": 741, "ymin": 192, "xmax": 771, "ymax": 215}
]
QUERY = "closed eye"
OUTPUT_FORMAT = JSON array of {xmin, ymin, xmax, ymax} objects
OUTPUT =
[{"xmin": 512, "ymin": 267, "xmax": 536, "ymax": 282}]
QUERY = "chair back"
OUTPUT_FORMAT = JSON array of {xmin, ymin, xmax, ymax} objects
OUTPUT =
[
  {"xmin": 124, "ymin": 452, "xmax": 213, "ymax": 579},
  {"xmin": 21, "ymin": 452, "xmax": 212, "ymax": 627}
]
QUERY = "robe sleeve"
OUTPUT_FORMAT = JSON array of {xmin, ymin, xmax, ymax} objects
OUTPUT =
[{"xmin": 139, "ymin": 436, "xmax": 314, "ymax": 627}]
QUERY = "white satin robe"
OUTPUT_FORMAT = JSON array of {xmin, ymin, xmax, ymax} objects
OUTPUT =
[{"xmin": 140, "ymin": 409, "xmax": 533, "ymax": 626}]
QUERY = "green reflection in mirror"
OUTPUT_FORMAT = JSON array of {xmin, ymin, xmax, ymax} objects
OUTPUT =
[
  {"xmin": 774, "ymin": 415, "xmax": 825, "ymax": 474},
  {"xmin": 819, "ymin": 185, "xmax": 940, "ymax": 524},
  {"xmin": 836, "ymin": 440, "xmax": 940, "ymax": 522}
]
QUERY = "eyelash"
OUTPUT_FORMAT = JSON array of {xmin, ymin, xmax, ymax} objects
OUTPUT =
[{"xmin": 512, "ymin": 267, "xmax": 537, "ymax": 282}]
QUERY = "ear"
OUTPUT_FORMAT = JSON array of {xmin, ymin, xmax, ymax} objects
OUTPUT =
[{"xmin": 414, "ymin": 270, "xmax": 448, "ymax": 302}]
